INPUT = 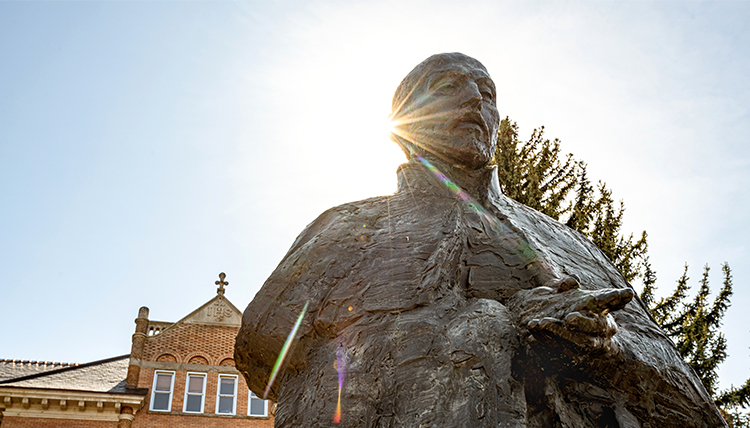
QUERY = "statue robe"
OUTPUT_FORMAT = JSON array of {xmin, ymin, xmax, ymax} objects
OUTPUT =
[{"xmin": 235, "ymin": 159, "xmax": 726, "ymax": 428}]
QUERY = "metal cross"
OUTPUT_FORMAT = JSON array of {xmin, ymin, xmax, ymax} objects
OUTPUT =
[{"xmin": 215, "ymin": 272, "xmax": 229, "ymax": 295}]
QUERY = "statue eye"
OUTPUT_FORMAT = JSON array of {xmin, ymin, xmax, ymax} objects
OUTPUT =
[
  {"xmin": 434, "ymin": 79, "xmax": 458, "ymax": 94},
  {"xmin": 480, "ymin": 86, "xmax": 495, "ymax": 102}
]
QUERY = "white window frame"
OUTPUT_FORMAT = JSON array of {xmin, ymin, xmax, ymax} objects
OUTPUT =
[
  {"xmin": 215, "ymin": 374, "xmax": 238, "ymax": 415},
  {"xmin": 150, "ymin": 370, "xmax": 175, "ymax": 412},
  {"xmin": 182, "ymin": 372, "xmax": 207, "ymax": 413},
  {"xmin": 248, "ymin": 389, "xmax": 268, "ymax": 417}
]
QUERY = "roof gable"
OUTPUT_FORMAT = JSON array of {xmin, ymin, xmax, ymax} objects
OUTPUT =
[{"xmin": 165, "ymin": 294, "xmax": 243, "ymax": 329}]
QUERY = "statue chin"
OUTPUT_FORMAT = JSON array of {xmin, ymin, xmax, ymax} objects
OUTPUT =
[{"xmin": 429, "ymin": 140, "xmax": 494, "ymax": 170}]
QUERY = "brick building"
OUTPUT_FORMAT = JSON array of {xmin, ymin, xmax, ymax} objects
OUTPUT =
[{"xmin": 0, "ymin": 273, "xmax": 274, "ymax": 428}]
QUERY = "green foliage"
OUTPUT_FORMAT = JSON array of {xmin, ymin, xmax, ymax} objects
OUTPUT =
[
  {"xmin": 493, "ymin": 118, "xmax": 577, "ymax": 220},
  {"xmin": 492, "ymin": 117, "xmax": 749, "ymax": 425},
  {"xmin": 718, "ymin": 378, "xmax": 750, "ymax": 409},
  {"xmin": 723, "ymin": 408, "xmax": 750, "ymax": 428},
  {"xmin": 650, "ymin": 264, "xmax": 732, "ymax": 397},
  {"xmin": 719, "ymin": 377, "xmax": 750, "ymax": 428},
  {"xmin": 638, "ymin": 258, "xmax": 658, "ymax": 309},
  {"xmin": 567, "ymin": 176, "xmax": 649, "ymax": 283},
  {"xmin": 652, "ymin": 264, "xmax": 749, "ymax": 425}
]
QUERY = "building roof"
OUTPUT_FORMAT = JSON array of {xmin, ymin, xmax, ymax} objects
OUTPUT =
[
  {"xmin": 0, "ymin": 360, "xmax": 79, "ymax": 382},
  {"xmin": 0, "ymin": 355, "xmax": 130, "ymax": 393}
]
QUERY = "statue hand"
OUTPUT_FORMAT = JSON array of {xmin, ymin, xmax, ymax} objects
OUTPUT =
[{"xmin": 511, "ymin": 277, "xmax": 634, "ymax": 353}]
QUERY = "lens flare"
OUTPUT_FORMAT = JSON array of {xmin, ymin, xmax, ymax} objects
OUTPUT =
[
  {"xmin": 264, "ymin": 300, "xmax": 309, "ymax": 399},
  {"xmin": 411, "ymin": 152, "xmax": 495, "ymax": 223},
  {"xmin": 333, "ymin": 389, "xmax": 342, "ymax": 423},
  {"xmin": 333, "ymin": 340, "xmax": 347, "ymax": 423}
]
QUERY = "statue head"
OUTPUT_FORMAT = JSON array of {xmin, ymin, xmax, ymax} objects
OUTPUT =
[{"xmin": 390, "ymin": 53, "xmax": 500, "ymax": 170}]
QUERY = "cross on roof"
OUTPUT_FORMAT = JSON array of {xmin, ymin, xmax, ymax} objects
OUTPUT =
[{"xmin": 215, "ymin": 272, "xmax": 229, "ymax": 295}]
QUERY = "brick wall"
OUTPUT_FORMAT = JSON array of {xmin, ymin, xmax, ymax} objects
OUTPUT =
[
  {"xmin": 143, "ymin": 323, "xmax": 238, "ymax": 364},
  {"xmin": 132, "ymin": 319, "xmax": 273, "ymax": 427},
  {"xmin": 132, "ymin": 413, "xmax": 272, "ymax": 428},
  {"xmin": 0, "ymin": 416, "xmax": 117, "ymax": 428}
]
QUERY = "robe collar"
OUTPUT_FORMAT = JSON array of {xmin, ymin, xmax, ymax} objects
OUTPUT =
[{"xmin": 396, "ymin": 155, "xmax": 504, "ymax": 206}]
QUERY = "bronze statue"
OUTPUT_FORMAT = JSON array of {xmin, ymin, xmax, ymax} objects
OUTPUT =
[{"xmin": 235, "ymin": 53, "xmax": 727, "ymax": 428}]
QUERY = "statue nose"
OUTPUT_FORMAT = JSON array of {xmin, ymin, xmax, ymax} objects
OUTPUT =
[{"xmin": 461, "ymin": 82, "xmax": 482, "ymax": 107}]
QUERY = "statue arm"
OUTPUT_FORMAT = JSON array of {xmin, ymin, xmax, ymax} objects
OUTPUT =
[
  {"xmin": 498, "ymin": 215, "xmax": 727, "ymax": 425},
  {"xmin": 508, "ymin": 278, "xmax": 727, "ymax": 426},
  {"xmin": 234, "ymin": 206, "xmax": 355, "ymax": 401}
]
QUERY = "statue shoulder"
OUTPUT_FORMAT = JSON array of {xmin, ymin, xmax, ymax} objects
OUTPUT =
[
  {"xmin": 285, "ymin": 195, "xmax": 393, "ymax": 258},
  {"xmin": 494, "ymin": 194, "xmax": 587, "ymax": 241},
  {"xmin": 495, "ymin": 194, "xmax": 631, "ymax": 288}
]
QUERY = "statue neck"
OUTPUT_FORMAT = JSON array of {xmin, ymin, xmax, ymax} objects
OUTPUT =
[{"xmin": 396, "ymin": 153, "xmax": 503, "ymax": 205}]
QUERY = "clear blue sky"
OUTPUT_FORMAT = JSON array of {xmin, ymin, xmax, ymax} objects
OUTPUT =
[{"xmin": 1, "ymin": 0, "xmax": 749, "ymax": 391}]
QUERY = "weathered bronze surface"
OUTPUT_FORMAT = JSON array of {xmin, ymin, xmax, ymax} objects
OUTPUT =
[{"xmin": 235, "ymin": 53, "xmax": 727, "ymax": 427}]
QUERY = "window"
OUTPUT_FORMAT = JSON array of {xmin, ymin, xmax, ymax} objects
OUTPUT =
[
  {"xmin": 248, "ymin": 390, "xmax": 268, "ymax": 417},
  {"xmin": 183, "ymin": 372, "xmax": 206, "ymax": 413},
  {"xmin": 150, "ymin": 371, "xmax": 175, "ymax": 411},
  {"xmin": 216, "ymin": 374, "xmax": 238, "ymax": 414}
]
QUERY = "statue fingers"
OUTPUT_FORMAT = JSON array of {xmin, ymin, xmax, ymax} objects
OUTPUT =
[
  {"xmin": 528, "ymin": 316, "xmax": 606, "ymax": 351},
  {"xmin": 579, "ymin": 288, "xmax": 634, "ymax": 314},
  {"xmin": 528, "ymin": 316, "xmax": 563, "ymax": 332},
  {"xmin": 528, "ymin": 317, "xmax": 567, "ymax": 341},
  {"xmin": 564, "ymin": 311, "xmax": 618, "ymax": 337},
  {"xmin": 528, "ymin": 316, "xmax": 582, "ymax": 343},
  {"xmin": 546, "ymin": 275, "xmax": 580, "ymax": 292}
]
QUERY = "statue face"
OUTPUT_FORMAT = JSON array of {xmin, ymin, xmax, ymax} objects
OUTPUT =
[{"xmin": 397, "ymin": 54, "xmax": 500, "ymax": 169}]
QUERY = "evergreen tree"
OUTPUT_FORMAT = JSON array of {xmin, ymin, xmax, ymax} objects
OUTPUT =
[
  {"xmin": 493, "ymin": 118, "xmax": 577, "ymax": 220},
  {"xmin": 650, "ymin": 264, "xmax": 731, "ymax": 397},
  {"xmin": 492, "ymin": 117, "xmax": 749, "ymax": 426},
  {"xmin": 652, "ymin": 264, "xmax": 750, "ymax": 427}
]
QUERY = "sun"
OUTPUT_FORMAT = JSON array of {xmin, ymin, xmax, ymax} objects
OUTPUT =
[{"xmin": 386, "ymin": 116, "xmax": 397, "ymax": 137}]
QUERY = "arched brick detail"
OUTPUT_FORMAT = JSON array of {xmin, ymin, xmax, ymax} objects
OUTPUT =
[
  {"xmin": 143, "ymin": 323, "xmax": 240, "ymax": 367},
  {"xmin": 214, "ymin": 354, "xmax": 236, "ymax": 366},
  {"xmin": 156, "ymin": 353, "xmax": 178, "ymax": 363},
  {"xmin": 187, "ymin": 354, "xmax": 209, "ymax": 365}
]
